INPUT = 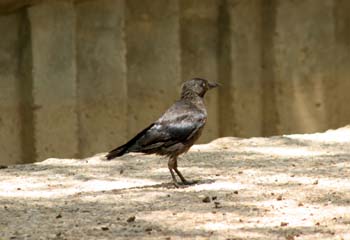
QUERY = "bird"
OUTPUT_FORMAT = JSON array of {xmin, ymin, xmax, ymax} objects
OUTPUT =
[{"xmin": 105, "ymin": 78, "xmax": 219, "ymax": 187}]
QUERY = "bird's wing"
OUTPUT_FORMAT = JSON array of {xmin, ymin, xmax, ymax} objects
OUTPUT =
[
  {"xmin": 134, "ymin": 101, "xmax": 206, "ymax": 150},
  {"xmin": 106, "ymin": 123, "xmax": 155, "ymax": 159}
]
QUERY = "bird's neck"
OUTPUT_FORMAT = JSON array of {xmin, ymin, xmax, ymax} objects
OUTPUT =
[
  {"xmin": 180, "ymin": 91, "xmax": 206, "ymax": 110},
  {"xmin": 181, "ymin": 90, "xmax": 203, "ymax": 100}
]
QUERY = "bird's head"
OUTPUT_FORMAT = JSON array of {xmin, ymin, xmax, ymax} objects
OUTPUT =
[{"xmin": 181, "ymin": 78, "xmax": 219, "ymax": 99}]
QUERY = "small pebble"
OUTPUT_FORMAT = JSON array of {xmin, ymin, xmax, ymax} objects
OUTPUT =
[
  {"xmin": 280, "ymin": 222, "xmax": 288, "ymax": 227},
  {"xmin": 127, "ymin": 216, "xmax": 136, "ymax": 223},
  {"xmin": 202, "ymin": 196, "xmax": 211, "ymax": 203},
  {"xmin": 214, "ymin": 202, "xmax": 221, "ymax": 208},
  {"xmin": 285, "ymin": 235, "xmax": 295, "ymax": 240}
]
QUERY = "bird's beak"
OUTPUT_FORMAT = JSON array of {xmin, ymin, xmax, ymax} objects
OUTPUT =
[{"xmin": 208, "ymin": 82, "xmax": 220, "ymax": 89}]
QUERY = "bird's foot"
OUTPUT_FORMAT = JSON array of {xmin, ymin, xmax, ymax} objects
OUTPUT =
[
  {"xmin": 171, "ymin": 181, "xmax": 190, "ymax": 188},
  {"xmin": 171, "ymin": 180, "xmax": 198, "ymax": 188},
  {"xmin": 181, "ymin": 180, "xmax": 198, "ymax": 185},
  {"xmin": 172, "ymin": 181, "xmax": 181, "ymax": 188}
]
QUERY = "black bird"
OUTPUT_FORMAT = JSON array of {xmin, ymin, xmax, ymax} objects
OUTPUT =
[{"xmin": 106, "ymin": 78, "xmax": 219, "ymax": 186}]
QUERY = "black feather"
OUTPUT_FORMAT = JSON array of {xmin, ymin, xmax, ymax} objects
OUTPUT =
[{"xmin": 105, "ymin": 123, "xmax": 154, "ymax": 160}]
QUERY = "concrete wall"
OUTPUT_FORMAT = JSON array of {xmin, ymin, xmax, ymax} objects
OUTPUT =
[
  {"xmin": 76, "ymin": 0, "xmax": 127, "ymax": 157},
  {"xmin": 219, "ymin": 0, "xmax": 263, "ymax": 137},
  {"xmin": 180, "ymin": 0, "xmax": 220, "ymax": 142},
  {"xmin": 273, "ymin": 0, "xmax": 334, "ymax": 134},
  {"xmin": 0, "ymin": 11, "xmax": 23, "ymax": 165},
  {"xmin": 29, "ymin": 1, "xmax": 79, "ymax": 160},
  {"xmin": 0, "ymin": 0, "xmax": 350, "ymax": 165},
  {"xmin": 126, "ymin": 0, "xmax": 182, "ymax": 139}
]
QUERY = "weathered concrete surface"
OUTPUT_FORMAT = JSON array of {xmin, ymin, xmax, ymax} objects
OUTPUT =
[
  {"xmin": 125, "ymin": 0, "xmax": 182, "ymax": 139},
  {"xmin": 180, "ymin": 0, "xmax": 220, "ymax": 143},
  {"xmin": 274, "ymin": 0, "xmax": 335, "ymax": 134},
  {"xmin": 28, "ymin": 1, "xmax": 79, "ymax": 160},
  {"xmin": 333, "ymin": 0, "xmax": 350, "ymax": 129},
  {"xmin": 76, "ymin": 0, "xmax": 127, "ymax": 157},
  {"xmin": 219, "ymin": 0, "xmax": 263, "ymax": 137},
  {"xmin": 0, "ymin": 12, "xmax": 22, "ymax": 164},
  {"xmin": 261, "ymin": 0, "xmax": 279, "ymax": 136},
  {"xmin": 1, "ymin": 127, "xmax": 350, "ymax": 239}
]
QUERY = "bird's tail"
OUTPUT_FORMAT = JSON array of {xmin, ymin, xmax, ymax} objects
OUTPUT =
[
  {"xmin": 105, "ymin": 123, "xmax": 155, "ymax": 160},
  {"xmin": 105, "ymin": 144, "xmax": 129, "ymax": 160}
]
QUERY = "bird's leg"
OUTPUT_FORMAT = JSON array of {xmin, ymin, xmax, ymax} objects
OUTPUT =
[
  {"xmin": 168, "ymin": 157, "xmax": 179, "ymax": 187},
  {"xmin": 172, "ymin": 157, "xmax": 192, "ymax": 185},
  {"xmin": 174, "ymin": 168, "xmax": 191, "ymax": 185}
]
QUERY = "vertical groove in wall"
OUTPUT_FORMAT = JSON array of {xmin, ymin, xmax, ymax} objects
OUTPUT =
[
  {"xmin": 18, "ymin": 9, "xmax": 35, "ymax": 163},
  {"xmin": 261, "ymin": 0, "xmax": 278, "ymax": 136},
  {"xmin": 217, "ymin": 0, "xmax": 234, "ymax": 137}
]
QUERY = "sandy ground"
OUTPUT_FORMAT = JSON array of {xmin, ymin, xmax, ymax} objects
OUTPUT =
[{"xmin": 1, "ymin": 127, "xmax": 350, "ymax": 240}]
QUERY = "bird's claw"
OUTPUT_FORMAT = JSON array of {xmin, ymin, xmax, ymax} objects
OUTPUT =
[
  {"xmin": 182, "ymin": 180, "xmax": 198, "ymax": 185},
  {"xmin": 172, "ymin": 180, "xmax": 197, "ymax": 188}
]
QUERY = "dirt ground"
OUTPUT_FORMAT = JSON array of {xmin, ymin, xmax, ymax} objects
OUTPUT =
[{"xmin": 1, "ymin": 127, "xmax": 350, "ymax": 240}]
